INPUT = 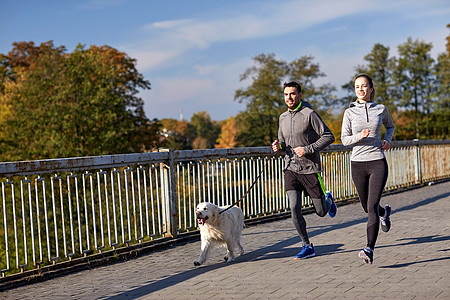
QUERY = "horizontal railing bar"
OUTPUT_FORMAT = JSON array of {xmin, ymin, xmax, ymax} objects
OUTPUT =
[
  {"xmin": 322, "ymin": 140, "xmax": 450, "ymax": 152},
  {"xmin": 1, "ymin": 140, "xmax": 448, "ymax": 177},
  {"xmin": 172, "ymin": 147, "xmax": 273, "ymax": 161},
  {"xmin": 0, "ymin": 152, "xmax": 169, "ymax": 177}
]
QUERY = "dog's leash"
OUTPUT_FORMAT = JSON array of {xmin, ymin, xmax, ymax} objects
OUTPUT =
[{"xmin": 219, "ymin": 155, "xmax": 271, "ymax": 214}]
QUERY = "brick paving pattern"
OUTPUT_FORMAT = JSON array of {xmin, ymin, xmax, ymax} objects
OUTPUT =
[{"xmin": 1, "ymin": 181, "xmax": 449, "ymax": 299}]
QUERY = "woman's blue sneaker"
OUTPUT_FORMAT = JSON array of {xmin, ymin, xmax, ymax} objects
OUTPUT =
[
  {"xmin": 294, "ymin": 244, "xmax": 315, "ymax": 260},
  {"xmin": 326, "ymin": 191, "xmax": 337, "ymax": 218}
]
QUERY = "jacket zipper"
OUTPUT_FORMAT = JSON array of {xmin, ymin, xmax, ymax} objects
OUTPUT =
[
  {"xmin": 290, "ymin": 111, "xmax": 294, "ymax": 145},
  {"xmin": 365, "ymin": 103, "xmax": 369, "ymax": 122}
]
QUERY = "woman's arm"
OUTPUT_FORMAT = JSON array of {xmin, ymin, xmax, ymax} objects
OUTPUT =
[{"xmin": 341, "ymin": 110, "xmax": 363, "ymax": 146}]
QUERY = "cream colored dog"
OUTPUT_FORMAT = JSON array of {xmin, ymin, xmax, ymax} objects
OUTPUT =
[{"xmin": 194, "ymin": 202, "xmax": 245, "ymax": 266}]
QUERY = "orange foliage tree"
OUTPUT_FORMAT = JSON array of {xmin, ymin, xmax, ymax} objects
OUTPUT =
[{"xmin": 0, "ymin": 41, "xmax": 160, "ymax": 161}]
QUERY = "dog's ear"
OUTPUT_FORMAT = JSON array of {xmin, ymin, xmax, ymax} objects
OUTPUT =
[{"xmin": 209, "ymin": 203, "xmax": 219, "ymax": 217}]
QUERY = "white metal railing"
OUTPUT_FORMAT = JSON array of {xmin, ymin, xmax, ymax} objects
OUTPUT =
[{"xmin": 0, "ymin": 140, "xmax": 448, "ymax": 278}]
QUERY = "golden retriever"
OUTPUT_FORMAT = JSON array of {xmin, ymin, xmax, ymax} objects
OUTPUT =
[{"xmin": 193, "ymin": 202, "xmax": 245, "ymax": 266}]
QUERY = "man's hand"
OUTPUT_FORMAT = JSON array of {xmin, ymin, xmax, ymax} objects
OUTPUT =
[
  {"xmin": 271, "ymin": 140, "xmax": 280, "ymax": 152},
  {"xmin": 293, "ymin": 146, "xmax": 305, "ymax": 157}
]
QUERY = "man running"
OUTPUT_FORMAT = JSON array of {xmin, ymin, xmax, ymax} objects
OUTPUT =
[{"xmin": 272, "ymin": 81, "xmax": 337, "ymax": 260}]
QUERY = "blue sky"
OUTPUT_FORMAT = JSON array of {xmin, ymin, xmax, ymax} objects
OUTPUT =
[{"xmin": 1, "ymin": 0, "xmax": 449, "ymax": 121}]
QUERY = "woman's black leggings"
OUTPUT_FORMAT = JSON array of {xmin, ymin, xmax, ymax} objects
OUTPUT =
[{"xmin": 351, "ymin": 158, "xmax": 388, "ymax": 249}]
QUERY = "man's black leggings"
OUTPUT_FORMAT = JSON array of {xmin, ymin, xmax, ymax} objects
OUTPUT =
[{"xmin": 351, "ymin": 158, "xmax": 388, "ymax": 249}]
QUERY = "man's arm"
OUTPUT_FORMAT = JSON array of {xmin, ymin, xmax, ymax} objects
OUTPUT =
[{"xmin": 302, "ymin": 111, "xmax": 335, "ymax": 155}]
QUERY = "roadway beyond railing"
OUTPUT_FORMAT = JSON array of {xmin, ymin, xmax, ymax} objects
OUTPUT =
[{"xmin": 0, "ymin": 140, "xmax": 448, "ymax": 280}]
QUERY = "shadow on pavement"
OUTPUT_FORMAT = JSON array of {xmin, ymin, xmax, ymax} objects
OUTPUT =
[
  {"xmin": 394, "ymin": 235, "xmax": 450, "ymax": 246},
  {"xmin": 105, "ymin": 189, "xmax": 449, "ymax": 299},
  {"xmin": 392, "ymin": 192, "xmax": 450, "ymax": 214},
  {"xmin": 379, "ymin": 256, "xmax": 450, "ymax": 269}
]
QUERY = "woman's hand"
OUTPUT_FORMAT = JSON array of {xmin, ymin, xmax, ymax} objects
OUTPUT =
[
  {"xmin": 360, "ymin": 129, "xmax": 370, "ymax": 139},
  {"xmin": 381, "ymin": 140, "xmax": 391, "ymax": 150}
]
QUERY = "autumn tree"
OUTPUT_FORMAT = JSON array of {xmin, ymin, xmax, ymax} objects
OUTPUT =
[
  {"xmin": 215, "ymin": 117, "xmax": 238, "ymax": 148},
  {"xmin": 0, "ymin": 41, "xmax": 159, "ymax": 161},
  {"xmin": 159, "ymin": 118, "xmax": 193, "ymax": 150}
]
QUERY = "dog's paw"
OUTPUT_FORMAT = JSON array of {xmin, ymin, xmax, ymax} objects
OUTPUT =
[
  {"xmin": 224, "ymin": 255, "xmax": 235, "ymax": 263},
  {"xmin": 193, "ymin": 260, "xmax": 202, "ymax": 266}
]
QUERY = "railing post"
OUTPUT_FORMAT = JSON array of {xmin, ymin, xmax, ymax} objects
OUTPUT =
[
  {"xmin": 413, "ymin": 139, "xmax": 422, "ymax": 184},
  {"xmin": 160, "ymin": 149, "xmax": 177, "ymax": 238}
]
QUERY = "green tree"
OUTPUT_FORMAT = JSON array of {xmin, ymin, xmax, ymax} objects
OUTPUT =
[
  {"xmin": 391, "ymin": 38, "xmax": 435, "ymax": 138},
  {"xmin": 363, "ymin": 44, "xmax": 395, "ymax": 112},
  {"xmin": 234, "ymin": 54, "xmax": 287, "ymax": 146},
  {"xmin": 340, "ymin": 43, "xmax": 394, "ymax": 112},
  {"xmin": 340, "ymin": 38, "xmax": 449, "ymax": 140},
  {"xmin": 190, "ymin": 111, "xmax": 220, "ymax": 149},
  {"xmin": 288, "ymin": 56, "xmax": 337, "ymax": 115},
  {"xmin": 430, "ymin": 25, "xmax": 450, "ymax": 139},
  {"xmin": 234, "ymin": 53, "xmax": 333, "ymax": 146},
  {"xmin": 0, "ymin": 41, "xmax": 159, "ymax": 161}
]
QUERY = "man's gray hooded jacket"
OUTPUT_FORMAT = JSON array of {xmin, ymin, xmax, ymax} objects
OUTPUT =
[{"xmin": 278, "ymin": 101, "xmax": 335, "ymax": 174}]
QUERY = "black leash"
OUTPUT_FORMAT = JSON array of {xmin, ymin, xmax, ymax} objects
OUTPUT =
[{"xmin": 219, "ymin": 157, "xmax": 269, "ymax": 214}]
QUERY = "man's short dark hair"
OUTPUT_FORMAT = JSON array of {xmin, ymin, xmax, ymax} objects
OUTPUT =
[{"xmin": 283, "ymin": 81, "xmax": 302, "ymax": 93}]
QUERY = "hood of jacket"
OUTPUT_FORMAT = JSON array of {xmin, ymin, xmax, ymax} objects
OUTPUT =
[
  {"xmin": 290, "ymin": 101, "xmax": 312, "ymax": 112},
  {"xmin": 348, "ymin": 100, "xmax": 377, "ymax": 122},
  {"xmin": 349, "ymin": 100, "xmax": 377, "ymax": 108}
]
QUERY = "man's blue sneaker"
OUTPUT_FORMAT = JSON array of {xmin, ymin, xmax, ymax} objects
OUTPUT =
[
  {"xmin": 326, "ymin": 191, "xmax": 337, "ymax": 218},
  {"xmin": 294, "ymin": 244, "xmax": 315, "ymax": 260}
]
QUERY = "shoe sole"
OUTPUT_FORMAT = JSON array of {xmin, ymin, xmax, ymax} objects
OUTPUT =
[
  {"xmin": 358, "ymin": 251, "xmax": 372, "ymax": 264},
  {"xmin": 381, "ymin": 221, "xmax": 391, "ymax": 232},
  {"xmin": 328, "ymin": 201, "xmax": 337, "ymax": 218},
  {"xmin": 327, "ymin": 193, "xmax": 337, "ymax": 218},
  {"xmin": 294, "ymin": 253, "xmax": 316, "ymax": 260}
]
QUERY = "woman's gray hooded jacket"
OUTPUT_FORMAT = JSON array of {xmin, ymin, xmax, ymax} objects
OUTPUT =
[{"xmin": 341, "ymin": 101, "xmax": 395, "ymax": 162}]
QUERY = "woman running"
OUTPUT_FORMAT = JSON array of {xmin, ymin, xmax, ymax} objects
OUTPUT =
[{"xmin": 341, "ymin": 73, "xmax": 395, "ymax": 264}]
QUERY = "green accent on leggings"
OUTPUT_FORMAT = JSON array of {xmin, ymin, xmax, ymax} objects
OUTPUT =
[{"xmin": 317, "ymin": 173, "xmax": 326, "ymax": 194}]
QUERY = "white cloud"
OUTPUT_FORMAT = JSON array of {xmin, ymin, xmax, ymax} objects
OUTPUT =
[
  {"xmin": 127, "ymin": 0, "xmax": 390, "ymax": 72},
  {"xmin": 130, "ymin": 0, "xmax": 448, "ymax": 120},
  {"xmin": 131, "ymin": 49, "xmax": 182, "ymax": 71},
  {"xmin": 142, "ymin": 57, "xmax": 252, "ymax": 120},
  {"xmin": 148, "ymin": 19, "xmax": 195, "ymax": 30}
]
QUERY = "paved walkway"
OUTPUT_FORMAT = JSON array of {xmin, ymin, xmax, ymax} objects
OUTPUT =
[{"xmin": 1, "ymin": 181, "xmax": 449, "ymax": 299}]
